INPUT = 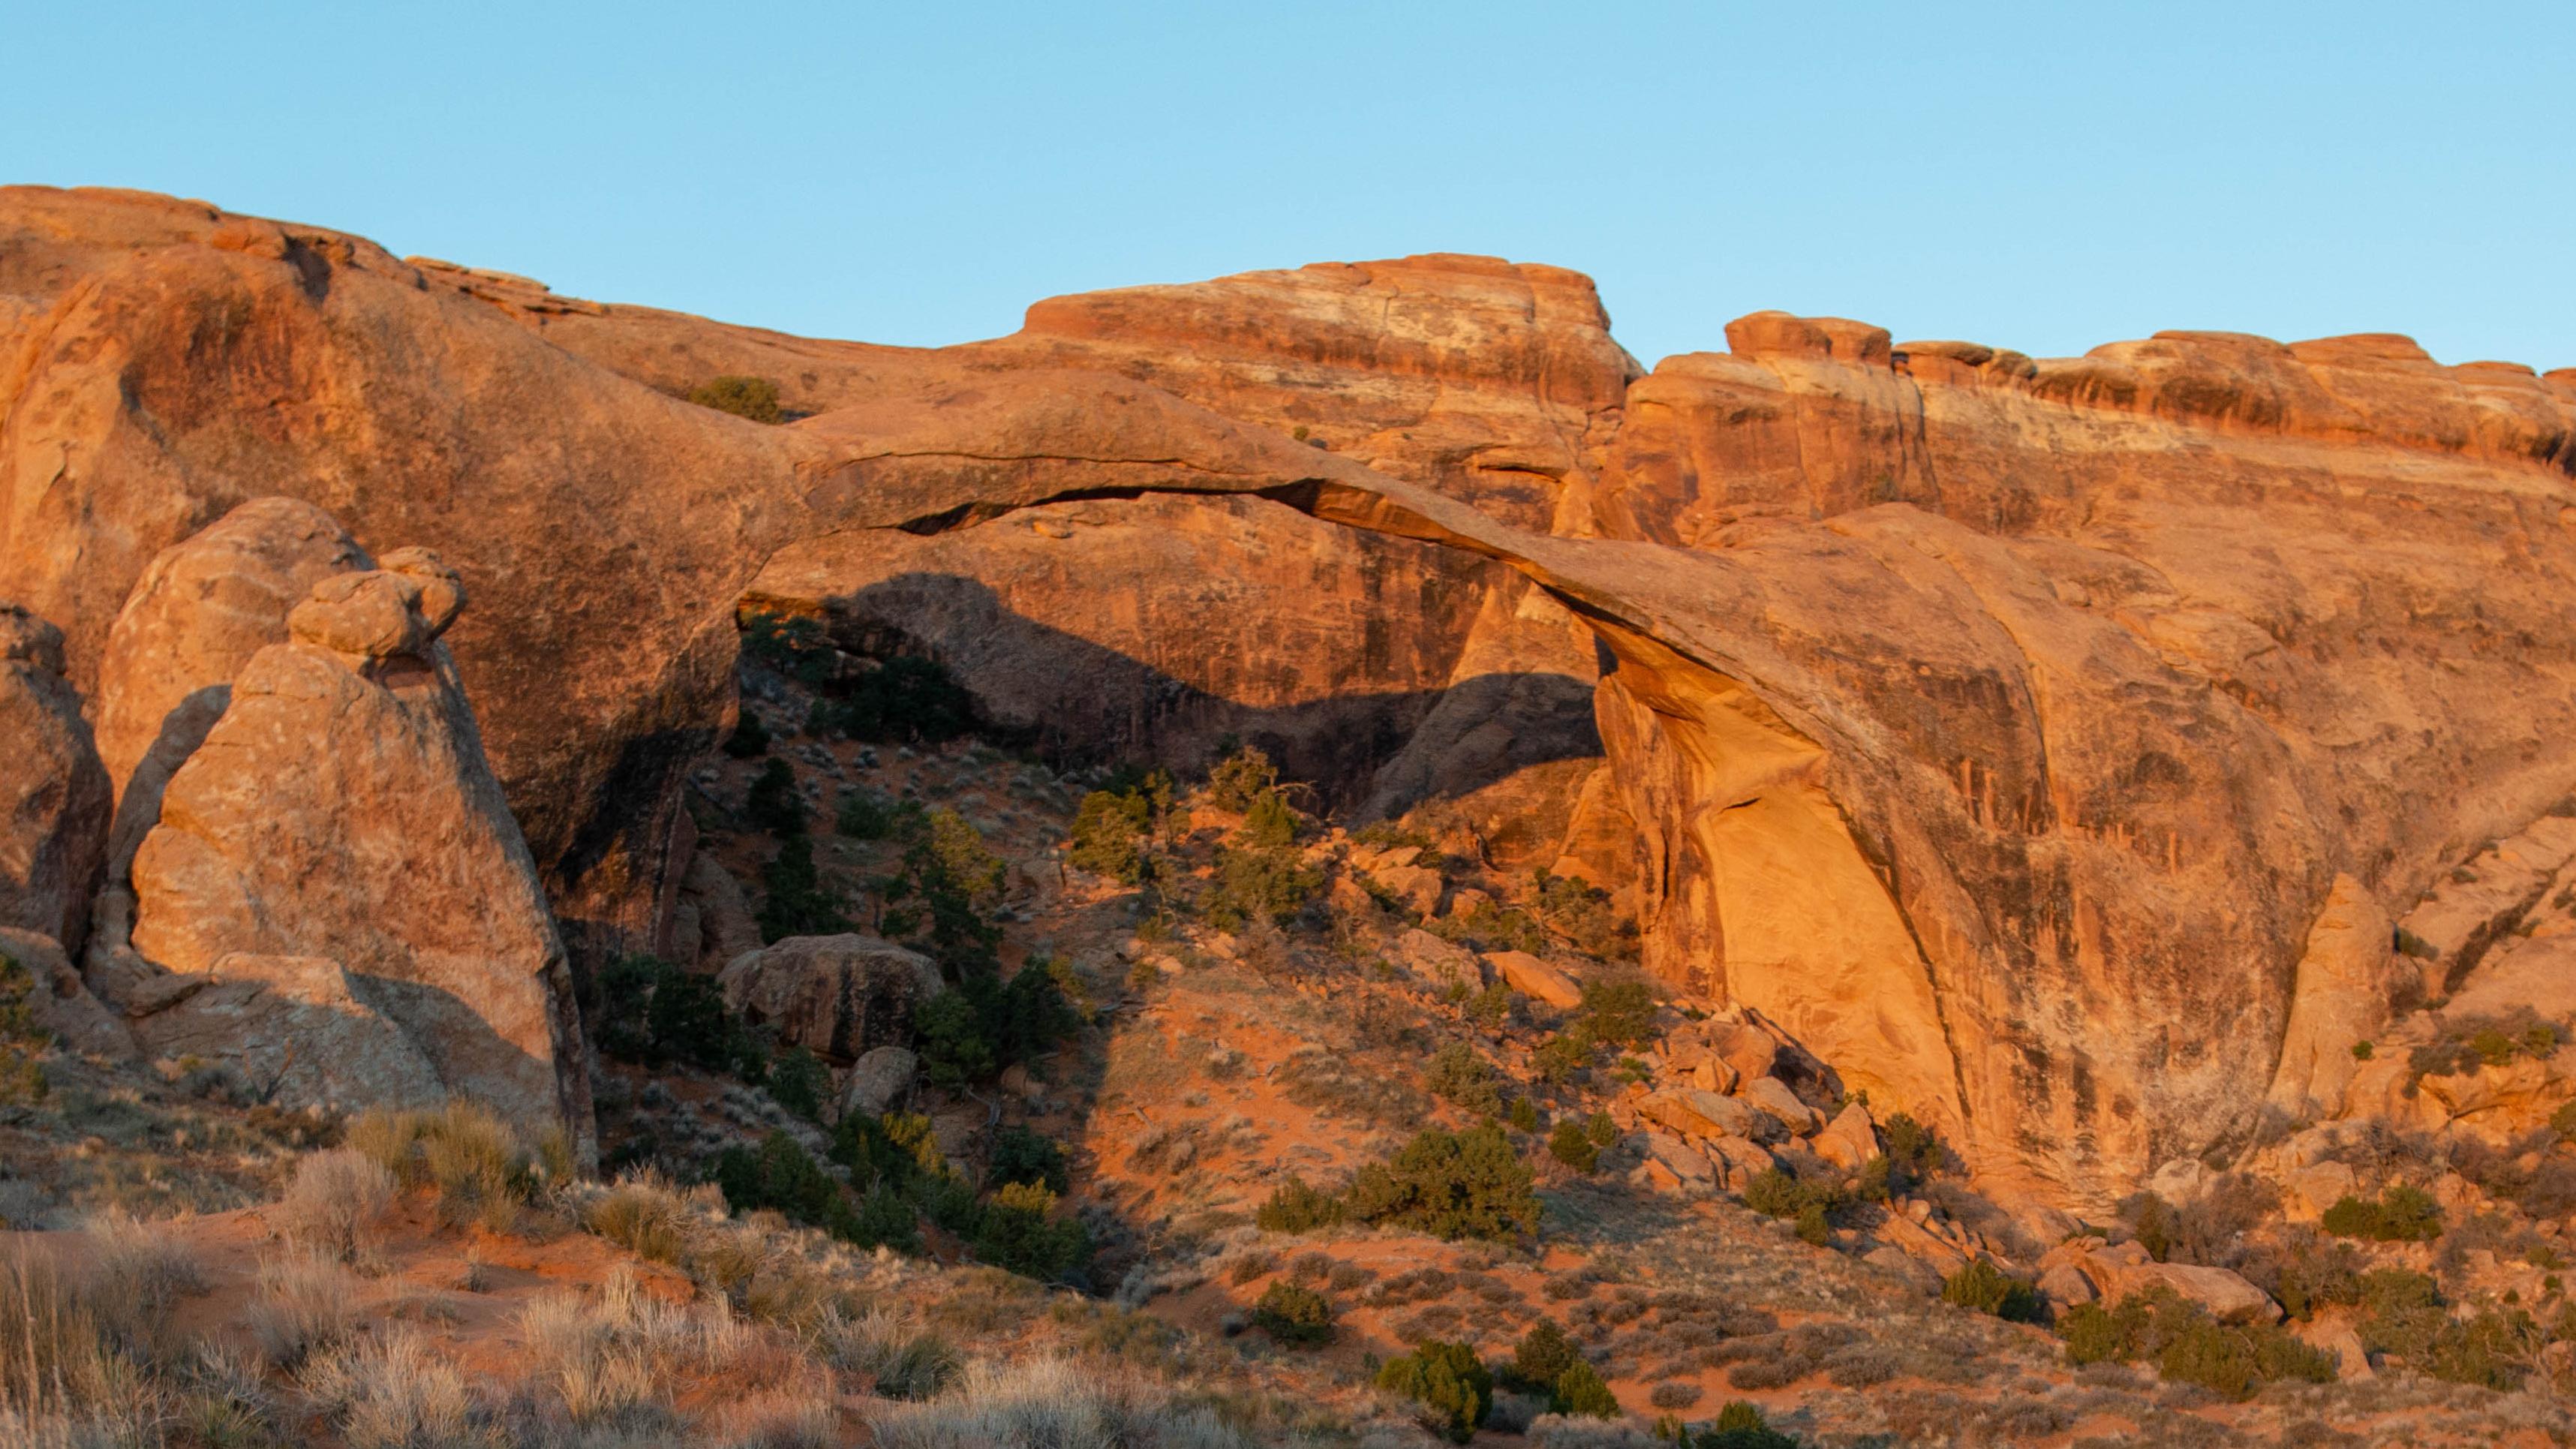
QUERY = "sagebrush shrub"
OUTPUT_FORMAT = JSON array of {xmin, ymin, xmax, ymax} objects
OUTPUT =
[
  {"xmin": 277, "ymin": 1150, "xmax": 394, "ymax": 1263},
  {"xmin": 690, "ymin": 374, "xmax": 783, "ymax": 422},
  {"xmin": 1252, "ymin": 1280, "xmax": 1335, "ymax": 1345}
]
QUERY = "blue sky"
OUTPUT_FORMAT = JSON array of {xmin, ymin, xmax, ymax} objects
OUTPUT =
[{"xmin": 8, "ymin": 2, "xmax": 2565, "ymax": 371}]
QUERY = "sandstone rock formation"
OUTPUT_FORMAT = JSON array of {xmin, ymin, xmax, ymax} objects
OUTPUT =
[
  {"xmin": 116, "ymin": 549, "xmax": 589, "ymax": 1150},
  {"xmin": 91, "ymin": 497, "xmax": 369, "ymax": 879},
  {"xmin": 0, "ymin": 603, "xmax": 108, "ymax": 952},
  {"xmin": 0, "ymin": 927, "xmax": 130, "ymax": 1059},
  {"xmin": 716, "ymin": 934, "xmax": 945, "ymax": 1063},
  {"xmin": 9, "ymin": 185, "xmax": 2576, "ymax": 1210}
]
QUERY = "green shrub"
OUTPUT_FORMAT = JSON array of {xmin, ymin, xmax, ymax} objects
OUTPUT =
[
  {"xmin": 1577, "ymin": 980, "xmax": 1658, "ymax": 1047},
  {"xmin": 877, "ymin": 811, "xmax": 1004, "ymax": 967},
  {"xmin": 2554, "ymin": 1100, "xmax": 2576, "ymax": 1145},
  {"xmin": 767, "ymin": 1045, "xmax": 831, "ymax": 1122},
  {"xmin": 740, "ymin": 609, "xmax": 830, "ymax": 681},
  {"xmin": 1257, "ymin": 1175, "xmax": 1346, "ymax": 1234},
  {"xmin": 1345, "ymin": 1123, "xmax": 1540, "ymax": 1242},
  {"xmin": 2409, "ymin": 1010, "xmax": 2565, "ymax": 1080},
  {"xmin": 1553, "ymin": 1359, "xmax": 1620, "ymax": 1417},
  {"xmin": 1252, "ymin": 1280, "xmax": 1336, "ymax": 1345},
  {"xmin": 1586, "ymin": 1111, "xmax": 1619, "ymax": 1147},
  {"xmin": 2129, "ymin": 1192, "xmax": 2178, "ymax": 1261},
  {"xmin": 837, "ymin": 788, "xmax": 909, "ymax": 840},
  {"xmin": 759, "ymin": 834, "xmax": 851, "ymax": 942},
  {"xmin": 2057, "ymin": 1288, "xmax": 2334, "ymax": 1399},
  {"xmin": 1534, "ymin": 1031, "xmax": 1595, "ymax": 1084},
  {"xmin": 1507, "ymin": 1095, "xmax": 1540, "ymax": 1132},
  {"xmin": 1377, "ymin": 1339, "xmax": 1493, "ymax": 1443},
  {"xmin": 1881, "ymin": 1112, "xmax": 1942, "ymax": 1182},
  {"xmin": 1507, "ymin": 1319, "xmax": 1580, "ymax": 1390},
  {"xmin": 1742, "ymin": 1168, "xmax": 1841, "ymax": 1223},
  {"xmin": 1207, "ymin": 744, "xmax": 1279, "ymax": 812},
  {"xmin": 915, "ymin": 963, "xmax": 1080, "ymax": 1087},
  {"xmin": 1700, "ymin": 1400, "xmax": 1799, "ymax": 1449},
  {"xmin": 827, "ymin": 655, "xmax": 975, "ymax": 744},
  {"xmin": 2321, "ymin": 1184, "xmax": 2443, "ymax": 1243},
  {"xmin": 1531, "ymin": 868, "xmax": 1640, "ymax": 961},
  {"xmin": 1069, "ymin": 789, "xmax": 1153, "ymax": 883},
  {"xmin": 1549, "ymin": 1119, "xmax": 1601, "ymax": 1174},
  {"xmin": 1201, "ymin": 840, "xmax": 1321, "ymax": 928},
  {"xmin": 2352, "ymin": 1267, "xmax": 2529, "ymax": 1388},
  {"xmin": 1426, "ymin": 1041, "xmax": 1501, "ymax": 1115},
  {"xmin": 2265, "ymin": 1237, "xmax": 2364, "ymax": 1320},
  {"xmin": 835, "ymin": 1182, "xmax": 922, "ymax": 1254},
  {"xmin": 1794, "ymin": 1204, "xmax": 1831, "ymax": 1246},
  {"xmin": 716, "ymin": 1131, "xmax": 839, "ymax": 1226},
  {"xmin": 987, "ymin": 1125, "xmax": 1069, "ymax": 1194},
  {"xmin": 913, "ymin": 993, "xmax": 996, "ymax": 1087},
  {"xmin": 970, "ymin": 1180, "xmax": 1090, "ymax": 1281},
  {"xmin": 1240, "ymin": 791, "xmax": 1298, "ymax": 849},
  {"xmin": 591, "ymin": 953, "xmax": 765, "ymax": 1077},
  {"xmin": 690, "ymin": 374, "xmax": 783, "ymax": 422},
  {"xmin": 745, "ymin": 758, "xmax": 807, "ymax": 835},
  {"xmin": 723, "ymin": 708, "xmax": 769, "ymax": 759},
  {"xmin": 0, "ymin": 950, "xmax": 50, "ymax": 1105},
  {"xmin": 1940, "ymin": 1258, "xmax": 2043, "ymax": 1323}
]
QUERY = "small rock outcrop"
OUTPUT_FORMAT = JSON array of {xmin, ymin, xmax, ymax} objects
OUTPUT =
[
  {"xmin": 91, "ymin": 498, "xmax": 368, "ymax": 879},
  {"xmin": 0, "ymin": 605, "xmax": 109, "ymax": 953},
  {"xmin": 840, "ymin": 1045, "xmax": 921, "ymax": 1118},
  {"xmin": 717, "ymin": 933, "xmax": 945, "ymax": 1063},
  {"xmin": 116, "ymin": 548, "xmax": 591, "ymax": 1153},
  {"xmin": 0, "ymin": 927, "xmax": 131, "ymax": 1059}
]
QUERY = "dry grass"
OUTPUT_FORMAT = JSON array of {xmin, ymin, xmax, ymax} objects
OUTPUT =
[
  {"xmin": 83, "ymin": 1206, "xmax": 204, "ymax": 1353},
  {"xmin": 517, "ymin": 1265, "xmax": 828, "ymax": 1438},
  {"xmin": 0, "ymin": 1243, "xmax": 154, "ymax": 1433},
  {"xmin": 583, "ymin": 1174, "xmax": 691, "ymax": 1264},
  {"xmin": 245, "ymin": 1250, "xmax": 361, "ymax": 1368},
  {"xmin": 350, "ymin": 1102, "xmax": 538, "ymax": 1230},
  {"xmin": 300, "ymin": 1325, "xmax": 491, "ymax": 1448},
  {"xmin": 869, "ymin": 1355, "xmax": 1256, "ymax": 1449},
  {"xmin": 276, "ymin": 1147, "xmax": 395, "ymax": 1262},
  {"xmin": 821, "ymin": 1307, "xmax": 960, "ymax": 1400}
]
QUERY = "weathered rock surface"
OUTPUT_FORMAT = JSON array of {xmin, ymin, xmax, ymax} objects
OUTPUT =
[
  {"xmin": 91, "ymin": 498, "xmax": 369, "ymax": 881},
  {"xmin": 1485, "ymin": 949, "xmax": 1583, "ymax": 1009},
  {"xmin": 117, "ymin": 550, "xmax": 589, "ymax": 1152},
  {"xmin": 11, "ymin": 186, "xmax": 2576, "ymax": 1210},
  {"xmin": 717, "ymin": 934, "xmax": 944, "ymax": 1063},
  {"xmin": 0, "ymin": 605, "xmax": 107, "ymax": 953},
  {"xmin": 840, "ymin": 1045, "xmax": 921, "ymax": 1119},
  {"xmin": 2055, "ymin": 1239, "xmax": 2281, "ymax": 1324},
  {"xmin": 0, "ymin": 927, "xmax": 130, "ymax": 1058},
  {"xmin": 131, "ymin": 952, "xmax": 447, "ymax": 1116}
]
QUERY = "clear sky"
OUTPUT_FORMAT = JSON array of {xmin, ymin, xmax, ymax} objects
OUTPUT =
[{"xmin": 8, "ymin": 2, "xmax": 2566, "ymax": 371}]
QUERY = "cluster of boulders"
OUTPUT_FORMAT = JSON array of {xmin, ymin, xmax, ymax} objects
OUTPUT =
[{"xmin": 0, "ymin": 498, "xmax": 591, "ymax": 1156}]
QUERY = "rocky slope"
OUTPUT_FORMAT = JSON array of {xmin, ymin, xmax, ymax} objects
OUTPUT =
[{"xmin": 7, "ymin": 184, "xmax": 2576, "ymax": 1213}]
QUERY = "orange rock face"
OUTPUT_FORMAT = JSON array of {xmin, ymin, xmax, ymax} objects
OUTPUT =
[{"xmin": 7, "ymin": 185, "xmax": 2574, "ymax": 1207}]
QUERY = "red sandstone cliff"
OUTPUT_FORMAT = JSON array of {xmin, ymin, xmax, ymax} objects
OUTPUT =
[{"xmin": 6, "ymin": 185, "xmax": 2572, "ymax": 1207}]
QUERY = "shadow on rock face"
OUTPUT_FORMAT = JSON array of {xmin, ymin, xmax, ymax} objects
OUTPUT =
[{"xmin": 777, "ymin": 569, "xmax": 1604, "ymax": 820}]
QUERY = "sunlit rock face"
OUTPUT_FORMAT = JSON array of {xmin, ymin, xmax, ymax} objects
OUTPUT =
[{"xmin": 8, "ymin": 184, "xmax": 2574, "ymax": 1206}]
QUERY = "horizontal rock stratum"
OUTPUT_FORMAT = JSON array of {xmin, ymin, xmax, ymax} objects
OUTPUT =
[{"xmin": 5, "ymin": 185, "xmax": 2572, "ymax": 1210}]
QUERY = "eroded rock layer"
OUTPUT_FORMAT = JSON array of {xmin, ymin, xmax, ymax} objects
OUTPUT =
[{"xmin": 6, "ymin": 185, "xmax": 2574, "ymax": 1207}]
